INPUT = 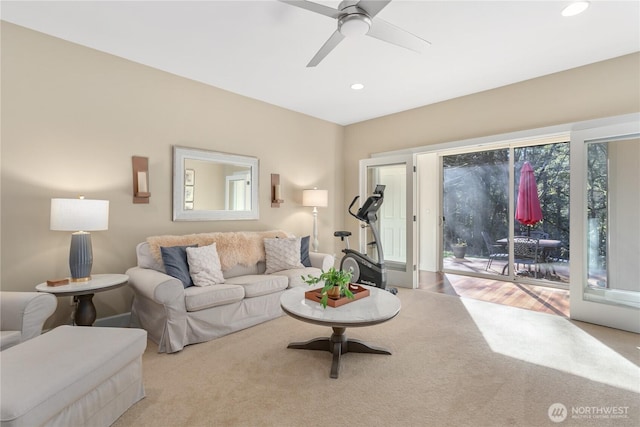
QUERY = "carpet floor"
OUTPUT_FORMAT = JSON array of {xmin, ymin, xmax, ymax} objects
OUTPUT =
[{"xmin": 113, "ymin": 289, "xmax": 639, "ymax": 427}]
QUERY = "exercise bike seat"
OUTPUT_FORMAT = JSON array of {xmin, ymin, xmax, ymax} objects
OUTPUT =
[{"xmin": 334, "ymin": 231, "xmax": 352, "ymax": 238}]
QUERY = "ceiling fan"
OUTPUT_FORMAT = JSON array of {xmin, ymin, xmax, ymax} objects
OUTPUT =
[{"xmin": 280, "ymin": 0, "xmax": 431, "ymax": 67}]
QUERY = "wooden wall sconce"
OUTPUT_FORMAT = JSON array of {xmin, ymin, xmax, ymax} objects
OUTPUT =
[
  {"xmin": 132, "ymin": 156, "xmax": 151, "ymax": 204},
  {"xmin": 271, "ymin": 174, "xmax": 284, "ymax": 208}
]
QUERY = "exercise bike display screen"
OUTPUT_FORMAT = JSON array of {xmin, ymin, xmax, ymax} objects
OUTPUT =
[{"xmin": 355, "ymin": 185, "xmax": 385, "ymax": 223}]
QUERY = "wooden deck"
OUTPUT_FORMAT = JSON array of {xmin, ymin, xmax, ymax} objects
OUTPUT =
[
  {"xmin": 442, "ymin": 255, "xmax": 570, "ymax": 284},
  {"xmin": 419, "ymin": 270, "xmax": 570, "ymax": 317}
]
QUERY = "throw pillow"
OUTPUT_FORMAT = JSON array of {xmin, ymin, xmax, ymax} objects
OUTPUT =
[
  {"xmin": 186, "ymin": 243, "xmax": 225, "ymax": 287},
  {"xmin": 160, "ymin": 245, "xmax": 197, "ymax": 288},
  {"xmin": 300, "ymin": 235, "xmax": 311, "ymax": 267},
  {"xmin": 264, "ymin": 237, "xmax": 304, "ymax": 274}
]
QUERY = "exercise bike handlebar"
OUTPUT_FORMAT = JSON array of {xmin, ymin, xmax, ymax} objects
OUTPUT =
[{"xmin": 348, "ymin": 195, "xmax": 361, "ymax": 221}]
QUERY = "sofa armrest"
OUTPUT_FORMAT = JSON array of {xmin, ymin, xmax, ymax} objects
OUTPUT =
[
  {"xmin": 126, "ymin": 267, "xmax": 189, "ymax": 353},
  {"xmin": 309, "ymin": 252, "xmax": 335, "ymax": 271},
  {"xmin": 0, "ymin": 292, "xmax": 57, "ymax": 343},
  {"xmin": 125, "ymin": 267, "xmax": 186, "ymax": 308}
]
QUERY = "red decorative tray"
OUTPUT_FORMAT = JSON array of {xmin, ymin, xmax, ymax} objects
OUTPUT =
[{"xmin": 304, "ymin": 284, "xmax": 370, "ymax": 307}]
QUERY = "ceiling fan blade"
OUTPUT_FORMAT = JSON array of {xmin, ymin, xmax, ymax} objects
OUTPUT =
[
  {"xmin": 279, "ymin": 0, "xmax": 342, "ymax": 19},
  {"xmin": 307, "ymin": 30, "xmax": 345, "ymax": 67},
  {"xmin": 367, "ymin": 18, "xmax": 431, "ymax": 53},
  {"xmin": 356, "ymin": 0, "xmax": 391, "ymax": 18}
]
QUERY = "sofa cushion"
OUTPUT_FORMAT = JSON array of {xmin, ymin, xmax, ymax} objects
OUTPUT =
[
  {"xmin": 187, "ymin": 243, "xmax": 225, "ymax": 286},
  {"xmin": 161, "ymin": 245, "xmax": 197, "ymax": 288},
  {"xmin": 264, "ymin": 237, "xmax": 304, "ymax": 274},
  {"xmin": 272, "ymin": 267, "xmax": 323, "ymax": 288},
  {"xmin": 224, "ymin": 275, "xmax": 288, "ymax": 298},
  {"xmin": 300, "ymin": 236, "xmax": 311, "ymax": 267},
  {"xmin": 184, "ymin": 285, "xmax": 245, "ymax": 312},
  {"xmin": 222, "ymin": 262, "xmax": 261, "ymax": 279}
]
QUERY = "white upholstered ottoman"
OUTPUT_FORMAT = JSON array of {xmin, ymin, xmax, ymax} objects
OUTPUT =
[{"xmin": 0, "ymin": 325, "xmax": 147, "ymax": 427}]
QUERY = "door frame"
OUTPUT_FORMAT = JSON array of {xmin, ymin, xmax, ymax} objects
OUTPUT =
[
  {"xmin": 369, "ymin": 112, "xmax": 640, "ymax": 330},
  {"xmin": 359, "ymin": 155, "xmax": 417, "ymax": 288},
  {"xmin": 570, "ymin": 119, "xmax": 640, "ymax": 333}
]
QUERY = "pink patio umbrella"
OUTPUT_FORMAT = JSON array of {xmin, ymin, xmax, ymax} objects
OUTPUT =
[{"xmin": 515, "ymin": 161, "xmax": 543, "ymax": 235}]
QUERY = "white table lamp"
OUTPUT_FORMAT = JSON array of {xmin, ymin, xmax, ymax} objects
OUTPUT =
[
  {"xmin": 302, "ymin": 188, "xmax": 328, "ymax": 252},
  {"xmin": 50, "ymin": 197, "xmax": 109, "ymax": 282}
]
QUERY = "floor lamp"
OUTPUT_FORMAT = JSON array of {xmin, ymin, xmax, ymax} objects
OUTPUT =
[{"xmin": 302, "ymin": 188, "xmax": 328, "ymax": 252}]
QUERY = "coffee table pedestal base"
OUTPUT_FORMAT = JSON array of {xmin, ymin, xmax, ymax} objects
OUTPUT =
[{"xmin": 287, "ymin": 326, "xmax": 391, "ymax": 379}]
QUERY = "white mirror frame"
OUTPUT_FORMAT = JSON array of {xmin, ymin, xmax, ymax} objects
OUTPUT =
[{"xmin": 172, "ymin": 146, "xmax": 259, "ymax": 221}]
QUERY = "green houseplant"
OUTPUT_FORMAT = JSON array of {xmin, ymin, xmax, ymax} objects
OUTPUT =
[{"xmin": 302, "ymin": 267, "xmax": 353, "ymax": 308}]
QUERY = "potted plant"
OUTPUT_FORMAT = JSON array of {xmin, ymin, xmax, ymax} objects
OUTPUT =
[
  {"xmin": 302, "ymin": 267, "xmax": 353, "ymax": 308},
  {"xmin": 451, "ymin": 239, "xmax": 467, "ymax": 259}
]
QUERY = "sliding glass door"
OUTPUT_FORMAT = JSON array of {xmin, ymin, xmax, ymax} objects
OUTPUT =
[{"xmin": 441, "ymin": 139, "xmax": 570, "ymax": 287}]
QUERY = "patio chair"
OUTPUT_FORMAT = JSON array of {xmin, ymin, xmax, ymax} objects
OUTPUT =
[
  {"xmin": 513, "ymin": 237, "xmax": 545, "ymax": 277},
  {"xmin": 481, "ymin": 231, "xmax": 509, "ymax": 273},
  {"xmin": 526, "ymin": 231, "xmax": 560, "ymax": 277}
]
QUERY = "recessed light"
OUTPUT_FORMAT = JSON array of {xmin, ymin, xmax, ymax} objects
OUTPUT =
[
  {"xmin": 351, "ymin": 83, "xmax": 365, "ymax": 90},
  {"xmin": 562, "ymin": 1, "xmax": 590, "ymax": 17}
]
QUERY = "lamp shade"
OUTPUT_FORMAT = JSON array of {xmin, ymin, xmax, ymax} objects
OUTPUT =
[
  {"xmin": 302, "ymin": 189, "xmax": 328, "ymax": 208},
  {"xmin": 50, "ymin": 198, "xmax": 109, "ymax": 231}
]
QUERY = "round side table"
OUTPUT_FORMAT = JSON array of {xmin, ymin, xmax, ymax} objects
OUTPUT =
[{"xmin": 36, "ymin": 274, "xmax": 129, "ymax": 326}]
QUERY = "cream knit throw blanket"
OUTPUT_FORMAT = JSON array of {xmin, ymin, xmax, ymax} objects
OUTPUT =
[{"xmin": 147, "ymin": 230, "xmax": 290, "ymax": 271}]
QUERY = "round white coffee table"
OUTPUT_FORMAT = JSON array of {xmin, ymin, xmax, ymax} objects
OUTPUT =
[
  {"xmin": 36, "ymin": 274, "xmax": 129, "ymax": 326},
  {"xmin": 280, "ymin": 285, "xmax": 401, "ymax": 378}
]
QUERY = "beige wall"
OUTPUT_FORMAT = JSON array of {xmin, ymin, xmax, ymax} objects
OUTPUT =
[
  {"xmin": 2, "ymin": 22, "xmax": 639, "ymax": 326},
  {"xmin": 0, "ymin": 23, "xmax": 344, "ymax": 327},
  {"xmin": 341, "ymin": 53, "xmax": 640, "ymax": 240}
]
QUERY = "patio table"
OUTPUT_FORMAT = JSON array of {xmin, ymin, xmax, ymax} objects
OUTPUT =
[
  {"xmin": 496, "ymin": 237, "xmax": 563, "ymax": 277},
  {"xmin": 496, "ymin": 237, "xmax": 562, "ymax": 249}
]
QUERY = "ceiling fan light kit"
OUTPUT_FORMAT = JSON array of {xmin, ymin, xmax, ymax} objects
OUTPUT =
[
  {"xmin": 280, "ymin": 0, "xmax": 430, "ymax": 67},
  {"xmin": 339, "ymin": 13, "xmax": 371, "ymax": 37}
]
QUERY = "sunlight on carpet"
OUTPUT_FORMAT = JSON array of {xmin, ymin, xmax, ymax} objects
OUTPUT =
[
  {"xmin": 460, "ymin": 297, "xmax": 640, "ymax": 393},
  {"xmin": 112, "ymin": 289, "xmax": 639, "ymax": 427}
]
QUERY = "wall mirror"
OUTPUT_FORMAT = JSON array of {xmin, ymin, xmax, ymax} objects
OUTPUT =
[{"xmin": 173, "ymin": 146, "xmax": 259, "ymax": 221}]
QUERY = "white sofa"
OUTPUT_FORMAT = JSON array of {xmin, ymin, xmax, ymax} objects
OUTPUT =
[
  {"xmin": 126, "ymin": 231, "xmax": 334, "ymax": 353},
  {"xmin": 0, "ymin": 291, "xmax": 57, "ymax": 351}
]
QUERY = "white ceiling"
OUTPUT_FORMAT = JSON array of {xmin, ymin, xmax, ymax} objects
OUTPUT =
[{"xmin": 2, "ymin": 1, "xmax": 639, "ymax": 125}]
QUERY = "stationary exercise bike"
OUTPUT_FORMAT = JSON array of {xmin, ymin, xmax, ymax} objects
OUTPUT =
[{"xmin": 334, "ymin": 185, "xmax": 397, "ymax": 295}]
